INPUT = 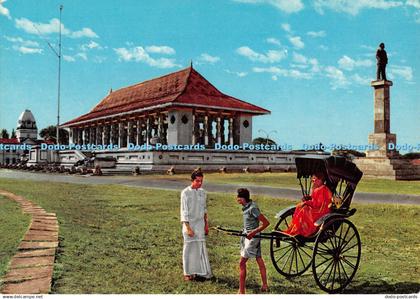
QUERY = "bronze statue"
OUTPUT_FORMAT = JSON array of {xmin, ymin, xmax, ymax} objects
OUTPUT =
[{"xmin": 376, "ymin": 43, "xmax": 388, "ymax": 81}]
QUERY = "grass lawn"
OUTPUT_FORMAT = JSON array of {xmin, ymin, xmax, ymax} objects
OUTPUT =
[
  {"xmin": 0, "ymin": 195, "xmax": 31, "ymax": 287},
  {"xmin": 0, "ymin": 178, "xmax": 419, "ymax": 294},
  {"xmin": 164, "ymin": 172, "xmax": 420, "ymax": 195}
]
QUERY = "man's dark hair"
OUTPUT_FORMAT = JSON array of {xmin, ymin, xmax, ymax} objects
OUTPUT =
[
  {"xmin": 191, "ymin": 169, "xmax": 204, "ymax": 181},
  {"xmin": 237, "ymin": 188, "xmax": 250, "ymax": 202}
]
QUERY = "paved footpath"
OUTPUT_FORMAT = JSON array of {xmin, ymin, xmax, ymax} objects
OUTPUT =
[
  {"xmin": 0, "ymin": 169, "xmax": 419, "ymax": 205},
  {"xmin": 0, "ymin": 190, "xmax": 58, "ymax": 294}
]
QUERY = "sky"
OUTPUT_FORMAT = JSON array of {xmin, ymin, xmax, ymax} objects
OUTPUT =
[{"xmin": 0, "ymin": 0, "xmax": 419, "ymax": 150}]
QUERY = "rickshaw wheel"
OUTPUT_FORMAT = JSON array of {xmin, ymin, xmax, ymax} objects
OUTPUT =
[
  {"xmin": 312, "ymin": 218, "xmax": 361, "ymax": 293},
  {"xmin": 270, "ymin": 209, "xmax": 312, "ymax": 277}
]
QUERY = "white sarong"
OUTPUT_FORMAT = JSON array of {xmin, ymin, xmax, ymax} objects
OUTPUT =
[{"xmin": 180, "ymin": 186, "xmax": 212, "ymax": 278}]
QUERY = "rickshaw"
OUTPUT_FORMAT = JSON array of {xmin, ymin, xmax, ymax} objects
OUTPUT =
[{"xmin": 217, "ymin": 156, "xmax": 363, "ymax": 293}]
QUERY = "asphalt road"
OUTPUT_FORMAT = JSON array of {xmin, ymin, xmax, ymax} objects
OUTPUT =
[{"xmin": 0, "ymin": 169, "xmax": 419, "ymax": 205}]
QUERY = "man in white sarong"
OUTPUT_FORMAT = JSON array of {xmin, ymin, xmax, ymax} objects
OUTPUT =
[{"xmin": 180, "ymin": 169, "xmax": 212, "ymax": 281}]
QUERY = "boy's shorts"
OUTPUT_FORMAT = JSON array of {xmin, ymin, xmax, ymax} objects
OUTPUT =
[{"xmin": 240, "ymin": 235, "xmax": 261, "ymax": 258}]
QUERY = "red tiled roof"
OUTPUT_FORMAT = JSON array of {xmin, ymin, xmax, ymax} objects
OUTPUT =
[
  {"xmin": 62, "ymin": 67, "xmax": 270, "ymax": 127},
  {"xmin": 0, "ymin": 138, "xmax": 19, "ymax": 144}
]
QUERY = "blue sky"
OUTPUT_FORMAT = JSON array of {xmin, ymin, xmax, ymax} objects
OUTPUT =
[{"xmin": 0, "ymin": 0, "xmax": 419, "ymax": 149}]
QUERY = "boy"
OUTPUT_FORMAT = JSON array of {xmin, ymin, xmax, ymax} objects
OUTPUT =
[{"xmin": 236, "ymin": 188, "xmax": 270, "ymax": 294}]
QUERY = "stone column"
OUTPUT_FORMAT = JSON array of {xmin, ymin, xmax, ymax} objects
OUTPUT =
[
  {"xmin": 96, "ymin": 126, "xmax": 102, "ymax": 145},
  {"xmin": 102, "ymin": 125, "xmax": 107, "ymax": 145},
  {"xmin": 109, "ymin": 124, "xmax": 114, "ymax": 145},
  {"xmin": 192, "ymin": 113, "xmax": 200, "ymax": 145},
  {"xmin": 118, "ymin": 122, "xmax": 124, "ymax": 148},
  {"xmin": 86, "ymin": 127, "xmax": 90, "ymax": 145},
  {"xmin": 208, "ymin": 116, "xmax": 214, "ymax": 147},
  {"xmin": 107, "ymin": 125, "xmax": 112, "ymax": 145},
  {"xmin": 136, "ymin": 119, "xmax": 142, "ymax": 145},
  {"xmin": 78, "ymin": 128, "xmax": 82, "ymax": 145},
  {"xmin": 204, "ymin": 115, "xmax": 209, "ymax": 146},
  {"xmin": 216, "ymin": 117, "xmax": 222, "ymax": 145},
  {"xmin": 192, "ymin": 113, "xmax": 196, "ymax": 144},
  {"xmin": 160, "ymin": 114, "xmax": 168, "ymax": 144},
  {"xmin": 221, "ymin": 118, "xmax": 225, "ymax": 144},
  {"xmin": 228, "ymin": 117, "xmax": 234, "ymax": 145},
  {"xmin": 127, "ymin": 121, "xmax": 132, "ymax": 147},
  {"xmin": 69, "ymin": 128, "xmax": 74, "ymax": 144},
  {"xmin": 367, "ymin": 80, "xmax": 398, "ymax": 158},
  {"xmin": 146, "ymin": 118, "xmax": 150, "ymax": 147},
  {"xmin": 157, "ymin": 114, "xmax": 163, "ymax": 142},
  {"xmin": 90, "ymin": 127, "xmax": 95, "ymax": 145}
]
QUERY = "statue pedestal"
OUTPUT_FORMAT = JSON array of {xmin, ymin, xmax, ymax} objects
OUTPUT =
[
  {"xmin": 367, "ymin": 133, "xmax": 398, "ymax": 158},
  {"xmin": 355, "ymin": 80, "xmax": 420, "ymax": 180},
  {"xmin": 367, "ymin": 80, "xmax": 399, "ymax": 158}
]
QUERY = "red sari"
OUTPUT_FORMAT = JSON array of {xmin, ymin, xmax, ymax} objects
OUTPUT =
[{"xmin": 284, "ymin": 184, "xmax": 332, "ymax": 237}]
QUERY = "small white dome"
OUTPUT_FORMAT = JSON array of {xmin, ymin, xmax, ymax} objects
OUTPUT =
[{"xmin": 17, "ymin": 109, "xmax": 37, "ymax": 129}]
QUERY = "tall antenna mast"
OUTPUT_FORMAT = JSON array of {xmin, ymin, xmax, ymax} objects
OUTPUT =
[{"xmin": 56, "ymin": 4, "xmax": 63, "ymax": 145}]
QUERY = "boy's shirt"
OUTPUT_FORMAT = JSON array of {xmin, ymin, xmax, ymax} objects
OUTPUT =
[{"xmin": 242, "ymin": 201, "xmax": 261, "ymax": 232}]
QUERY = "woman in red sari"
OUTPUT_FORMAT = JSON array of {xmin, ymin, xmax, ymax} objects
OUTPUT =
[{"xmin": 284, "ymin": 172, "xmax": 332, "ymax": 237}]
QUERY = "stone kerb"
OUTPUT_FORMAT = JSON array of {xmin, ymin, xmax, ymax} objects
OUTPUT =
[{"xmin": 0, "ymin": 190, "xmax": 59, "ymax": 294}]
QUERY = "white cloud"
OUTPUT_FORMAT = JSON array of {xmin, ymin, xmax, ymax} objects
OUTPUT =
[
  {"xmin": 76, "ymin": 52, "xmax": 88, "ymax": 61},
  {"xmin": 233, "ymin": 0, "xmax": 304, "ymax": 13},
  {"xmin": 307, "ymin": 30, "xmax": 326, "ymax": 38},
  {"xmin": 15, "ymin": 17, "xmax": 98, "ymax": 38},
  {"xmin": 414, "ymin": 11, "xmax": 420, "ymax": 23},
  {"xmin": 360, "ymin": 44, "xmax": 376, "ymax": 51},
  {"xmin": 289, "ymin": 36, "xmax": 304, "ymax": 49},
  {"xmin": 198, "ymin": 53, "xmax": 220, "ymax": 64},
  {"xmin": 63, "ymin": 52, "xmax": 100, "ymax": 63},
  {"xmin": 288, "ymin": 69, "xmax": 312, "ymax": 79},
  {"xmin": 15, "ymin": 18, "xmax": 64, "ymax": 35},
  {"xmin": 281, "ymin": 23, "xmax": 291, "ymax": 32},
  {"xmin": 4, "ymin": 36, "xmax": 39, "ymax": 47},
  {"xmin": 292, "ymin": 53, "xmax": 321, "ymax": 73},
  {"xmin": 4, "ymin": 36, "xmax": 43, "ymax": 54},
  {"xmin": 309, "ymin": 58, "xmax": 321, "ymax": 72},
  {"xmin": 81, "ymin": 41, "xmax": 102, "ymax": 51},
  {"xmin": 14, "ymin": 46, "xmax": 43, "ymax": 54},
  {"xmin": 145, "ymin": 45, "xmax": 176, "ymax": 55},
  {"xmin": 114, "ymin": 46, "xmax": 179, "ymax": 68},
  {"xmin": 253, "ymin": 66, "xmax": 312, "ymax": 79},
  {"xmin": 338, "ymin": 55, "xmax": 373, "ymax": 70},
  {"xmin": 266, "ymin": 37, "xmax": 282, "ymax": 46},
  {"xmin": 70, "ymin": 28, "xmax": 98, "ymax": 39},
  {"xmin": 319, "ymin": 45, "xmax": 329, "ymax": 51},
  {"xmin": 253, "ymin": 66, "xmax": 283, "ymax": 74},
  {"xmin": 314, "ymin": 0, "xmax": 403, "ymax": 15},
  {"xmin": 389, "ymin": 65, "xmax": 413, "ymax": 81},
  {"xmin": 351, "ymin": 73, "xmax": 370, "ymax": 85},
  {"xmin": 225, "ymin": 69, "xmax": 248, "ymax": 77},
  {"xmin": 324, "ymin": 66, "xmax": 350, "ymax": 88},
  {"xmin": 0, "ymin": 0, "xmax": 11, "ymax": 19},
  {"xmin": 292, "ymin": 52, "xmax": 308, "ymax": 64},
  {"xmin": 63, "ymin": 55, "xmax": 76, "ymax": 62},
  {"xmin": 236, "ymin": 46, "xmax": 287, "ymax": 63},
  {"xmin": 406, "ymin": 0, "xmax": 420, "ymax": 8}
]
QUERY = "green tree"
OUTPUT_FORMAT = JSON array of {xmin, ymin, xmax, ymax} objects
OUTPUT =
[
  {"xmin": 39, "ymin": 125, "xmax": 69, "ymax": 144},
  {"xmin": 252, "ymin": 137, "xmax": 277, "ymax": 146},
  {"xmin": 10, "ymin": 129, "xmax": 16, "ymax": 138},
  {"xmin": 1, "ymin": 129, "xmax": 9, "ymax": 139}
]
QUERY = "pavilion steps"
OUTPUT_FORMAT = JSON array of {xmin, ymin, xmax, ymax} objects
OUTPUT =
[{"xmin": 355, "ymin": 157, "xmax": 420, "ymax": 180}]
